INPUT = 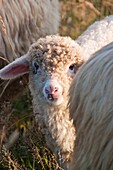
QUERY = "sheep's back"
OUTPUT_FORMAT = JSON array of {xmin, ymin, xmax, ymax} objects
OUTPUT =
[
  {"xmin": 76, "ymin": 15, "xmax": 113, "ymax": 61},
  {"xmin": 69, "ymin": 42, "xmax": 113, "ymax": 170},
  {"xmin": 0, "ymin": 0, "xmax": 60, "ymax": 68}
]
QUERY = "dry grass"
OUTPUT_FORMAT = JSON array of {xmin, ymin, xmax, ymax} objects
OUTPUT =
[
  {"xmin": 0, "ymin": 0, "xmax": 113, "ymax": 169},
  {"xmin": 59, "ymin": 0, "xmax": 113, "ymax": 39}
]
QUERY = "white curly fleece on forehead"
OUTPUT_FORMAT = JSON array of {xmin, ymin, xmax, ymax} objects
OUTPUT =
[{"xmin": 28, "ymin": 35, "xmax": 85, "ymax": 66}]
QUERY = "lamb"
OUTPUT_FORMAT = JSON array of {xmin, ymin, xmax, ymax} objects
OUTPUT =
[
  {"xmin": 69, "ymin": 41, "xmax": 113, "ymax": 170},
  {"xmin": 0, "ymin": 15, "xmax": 113, "ymax": 169},
  {"xmin": 0, "ymin": 0, "xmax": 60, "ymax": 68},
  {"xmin": 0, "ymin": 35, "xmax": 84, "ymax": 169}
]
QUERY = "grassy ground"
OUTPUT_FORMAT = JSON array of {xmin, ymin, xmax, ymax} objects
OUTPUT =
[{"xmin": 0, "ymin": 0, "xmax": 113, "ymax": 169}]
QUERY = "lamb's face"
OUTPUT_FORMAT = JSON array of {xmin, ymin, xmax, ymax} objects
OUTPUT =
[{"xmin": 28, "ymin": 36, "xmax": 83, "ymax": 107}]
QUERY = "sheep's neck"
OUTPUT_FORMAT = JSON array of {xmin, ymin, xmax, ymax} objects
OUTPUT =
[
  {"xmin": 47, "ymin": 106, "xmax": 75, "ymax": 152},
  {"xmin": 35, "ymin": 105, "xmax": 75, "ymax": 165}
]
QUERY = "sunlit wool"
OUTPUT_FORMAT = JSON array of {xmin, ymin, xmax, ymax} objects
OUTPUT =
[
  {"xmin": 69, "ymin": 42, "xmax": 113, "ymax": 170},
  {"xmin": 76, "ymin": 15, "xmax": 113, "ymax": 61},
  {"xmin": 0, "ymin": 0, "xmax": 60, "ymax": 68}
]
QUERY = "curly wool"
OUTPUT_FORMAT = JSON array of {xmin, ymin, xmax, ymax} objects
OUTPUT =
[
  {"xmin": 28, "ymin": 35, "xmax": 85, "ymax": 169},
  {"xmin": 0, "ymin": 0, "xmax": 60, "ymax": 68},
  {"xmin": 76, "ymin": 15, "xmax": 113, "ymax": 61},
  {"xmin": 69, "ymin": 42, "xmax": 113, "ymax": 170}
]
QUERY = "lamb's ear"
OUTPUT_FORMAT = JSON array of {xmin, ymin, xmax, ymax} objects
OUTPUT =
[{"xmin": 0, "ymin": 55, "xmax": 29, "ymax": 80}]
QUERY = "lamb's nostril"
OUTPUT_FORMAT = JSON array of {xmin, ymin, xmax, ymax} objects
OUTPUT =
[
  {"xmin": 54, "ymin": 87, "xmax": 58, "ymax": 93},
  {"xmin": 45, "ymin": 88, "xmax": 50, "ymax": 94}
]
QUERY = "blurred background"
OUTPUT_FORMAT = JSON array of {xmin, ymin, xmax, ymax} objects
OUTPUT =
[
  {"xmin": 60, "ymin": 0, "xmax": 113, "ymax": 39},
  {"xmin": 0, "ymin": 0, "xmax": 113, "ymax": 169}
]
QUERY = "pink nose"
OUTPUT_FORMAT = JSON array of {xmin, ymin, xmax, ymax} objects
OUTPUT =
[
  {"xmin": 43, "ymin": 80, "xmax": 63, "ymax": 101},
  {"xmin": 45, "ymin": 86, "xmax": 59, "ymax": 95}
]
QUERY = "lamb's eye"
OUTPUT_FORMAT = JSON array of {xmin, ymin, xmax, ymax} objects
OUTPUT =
[
  {"xmin": 68, "ymin": 64, "xmax": 75, "ymax": 77},
  {"xmin": 32, "ymin": 61, "xmax": 39, "ymax": 74},
  {"xmin": 69, "ymin": 64, "xmax": 75, "ymax": 71}
]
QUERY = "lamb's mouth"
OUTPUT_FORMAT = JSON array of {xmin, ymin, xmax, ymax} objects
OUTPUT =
[
  {"xmin": 48, "ymin": 94, "xmax": 54, "ymax": 101},
  {"xmin": 47, "ymin": 94, "xmax": 59, "ymax": 102},
  {"xmin": 46, "ymin": 94, "xmax": 63, "ymax": 105}
]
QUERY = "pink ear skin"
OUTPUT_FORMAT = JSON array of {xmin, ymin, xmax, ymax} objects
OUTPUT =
[
  {"xmin": 5, "ymin": 65, "xmax": 29, "ymax": 75},
  {"xmin": 0, "ymin": 55, "xmax": 29, "ymax": 80}
]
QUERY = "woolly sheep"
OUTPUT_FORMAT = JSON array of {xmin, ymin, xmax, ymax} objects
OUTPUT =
[
  {"xmin": 69, "ymin": 41, "xmax": 113, "ymax": 170},
  {"xmin": 0, "ymin": 0, "xmax": 60, "ymax": 68},
  {"xmin": 1, "ymin": 15, "xmax": 113, "ymax": 169},
  {"xmin": 76, "ymin": 15, "xmax": 113, "ymax": 61}
]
